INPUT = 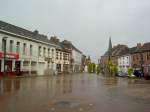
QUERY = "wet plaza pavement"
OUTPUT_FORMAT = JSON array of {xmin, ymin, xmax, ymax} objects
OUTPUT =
[{"xmin": 0, "ymin": 73, "xmax": 150, "ymax": 112}]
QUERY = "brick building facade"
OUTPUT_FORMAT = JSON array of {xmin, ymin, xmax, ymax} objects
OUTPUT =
[{"xmin": 131, "ymin": 43, "xmax": 150, "ymax": 77}]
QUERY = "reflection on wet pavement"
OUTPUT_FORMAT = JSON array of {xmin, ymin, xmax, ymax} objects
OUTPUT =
[{"xmin": 0, "ymin": 73, "xmax": 150, "ymax": 112}]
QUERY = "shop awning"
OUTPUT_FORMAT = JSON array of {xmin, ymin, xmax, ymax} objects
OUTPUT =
[{"xmin": 0, "ymin": 52, "xmax": 19, "ymax": 60}]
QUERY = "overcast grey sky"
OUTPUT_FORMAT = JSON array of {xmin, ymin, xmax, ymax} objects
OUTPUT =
[{"xmin": 0, "ymin": 0, "xmax": 150, "ymax": 62}]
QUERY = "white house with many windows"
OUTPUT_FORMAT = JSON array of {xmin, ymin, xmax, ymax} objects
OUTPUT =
[
  {"xmin": 0, "ymin": 20, "xmax": 57, "ymax": 76},
  {"xmin": 118, "ymin": 54, "xmax": 131, "ymax": 73},
  {"xmin": 60, "ymin": 40, "xmax": 83, "ymax": 73},
  {"xmin": 50, "ymin": 37, "xmax": 71, "ymax": 74},
  {"xmin": 55, "ymin": 47, "xmax": 70, "ymax": 73}
]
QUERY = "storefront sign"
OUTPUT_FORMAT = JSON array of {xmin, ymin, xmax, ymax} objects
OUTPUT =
[{"xmin": 0, "ymin": 52, "xmax": 19, "ymax": 60}]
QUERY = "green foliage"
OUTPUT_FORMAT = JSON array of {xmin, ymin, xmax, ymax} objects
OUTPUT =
[
  {"xmin": 112, "ymin": 65, "xmax": 118, "ymax": 76},
  {"xmin": 96, "ymin": 64, "xmax": 101, "ymax": 74},
  {"xmin": 88, "ymin": 63, "xmax": 96, "ymax": 73},
  {"xmin": 128, "ymin": 67, "xmax": 133, "ymax": 77},
  {"xmin": 88, "ymin": 63, "xmax": 92, "ymax": 73},
  {"xmin": 107, "ymin": 59, "xmax": 118, "ymax": 76}
]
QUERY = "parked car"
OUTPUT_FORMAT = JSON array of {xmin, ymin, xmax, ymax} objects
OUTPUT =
[
  {"xmin": 133, "ymin": 70, "xmax": 143, "ymax": 77},
  {"xmin": 117, "ymin": 71, "xmax": 128, "ymax": 77}
]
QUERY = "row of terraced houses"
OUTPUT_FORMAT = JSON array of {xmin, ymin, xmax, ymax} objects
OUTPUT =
[
  {"xmin": 0, "ymin": 20, "xmax": 84, "ymax": 76},
  {"xmin": 100, "ymin": 38, "xmax": 150, "ymax": 78}
]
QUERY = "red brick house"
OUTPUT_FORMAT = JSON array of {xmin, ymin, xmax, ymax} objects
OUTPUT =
[
  {"xmin": 131, "ymin": 43, "xmax": 142, "ymax": 70},
  {"xmin": 141, "ymin": 43, "xmax": 150, "ymax": 77},
  {"xmin": 131, "ymin": 43, "xmax": 150, "ymax": 78}
]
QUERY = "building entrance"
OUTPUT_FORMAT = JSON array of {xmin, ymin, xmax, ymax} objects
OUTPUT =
[
  {"xmin": 5, "ymin": 60, "xmax": 12, "ymax": 75},
  {"xmin": 57, "ymin": 64, "xmax": 61, "ymax": 73},
  {"xmin": 15, "ymin": 61, "xmax": 21, "ymax": 76}
]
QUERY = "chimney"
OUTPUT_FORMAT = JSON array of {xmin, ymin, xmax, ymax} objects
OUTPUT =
[
  {"xmin": 33, "ymin": 30, "xmax": 39, "ymax": 35},
  {"xmin": 137, "ymin": 43, "xmax": 141, "ymax": 49},
  {"xmin": 50, "ymin": 36, "xmax": 60, "ymax": 44}
]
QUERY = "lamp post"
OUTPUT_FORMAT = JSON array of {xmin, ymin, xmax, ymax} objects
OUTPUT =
[{"xmin": 2, "ymin": 37, "xmax": 8, "ymax": 76}]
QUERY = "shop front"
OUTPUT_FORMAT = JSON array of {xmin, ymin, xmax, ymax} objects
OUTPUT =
[
  {"xmin": 15, "ymin": 61, "xmax": 21, "ymax": 76},
  {"xmin": 63, "ymin": 64, "xmax": 69, "ymax": 73},
  {"xmin": 57, "ymin": 64, "xmax": 61, "ymax": 73},
  {"xmin": 0, "ymin": 52, "xmax": 19, "ymax": 76}
]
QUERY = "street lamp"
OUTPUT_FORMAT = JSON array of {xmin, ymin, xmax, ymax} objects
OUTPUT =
[{"xmin": 2, "ymin": 37, "xmax": 8, "ymax": 76}]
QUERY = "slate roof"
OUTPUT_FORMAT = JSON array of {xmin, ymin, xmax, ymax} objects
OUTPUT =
[
  {"xmin": 49, "ymin": 38, "xmax": 71, "ymax": 53},
  {"xmin": 129, "ymin": 46, "xmax": 137, "ymax": 54},
  {"xmin": 71, "ymin": 44, "xmax": 82, "ymax": 53},
  {"xmin": 102, "ymin": 40, "xmax": 150, "ymax": 58},
  {"xmin": 61, "ymin": 40, "xmax": 82, "ymax": 53},
  {"xmin": 0, "ymin": 20, "xmax": 54, "ymax": 45},
  {"xmin": 131, "ymin": 42, "xmax": 150, "ymax": 53},
  {"xmin": 140, "ymin": 42, "xmax": 150, "ymax": 52},
  {"xmin": 103, "ymin": 44, "xmax": 129, "ymax": 57}
]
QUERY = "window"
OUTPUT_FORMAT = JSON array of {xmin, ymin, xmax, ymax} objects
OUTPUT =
[
  {"xmin": 16, "ymin": 42, "xmax": 20, "ymax": 53},
  {"xmin": 23, "ymin": 43, "xmax": 26, "ymax": 55},
  {"xmin": 38, "ymin": 46, "xmax": 41, "ymax": 56},
  {"xmin": 51, "ymin": 49, "xmax": 54, "ymax": 58},
  {"xmin": 63, "ymin": 53, "xmax": 68, "ymax": 60},
  {"xmin": 56, "ymin": 51, "xmax": 58, "ymax": 59},
  {"xmin": 30, "ymin": 45, "xmax": 33, "ymax": 56},
  {"xmin": 66, "ymin": 53, "xmax": 69, "ymax": 60},
  {"xmin": 43, "ymin": 47, "xmax": 46, "ymax": 57},
  {"xmin": 48, "ymin": 48, "xmax": 50, "ymax": 57},
  {"xmin": 60, "ymin": 52, "xmax": 62, "ymax": 60},
  {"xmin": 2, "ymin": 38, "xmax": 6, "ymax": 52},
  {"xmin": 67, "ymin": 54, "xmax": 70, "ymax": 60},
  {"xmin": 9, "ymin": 40, "xmax": 13, "ymax": 52},
  {"xmin": 147, "ymin": 53, "xmax": 149, "ymax": 60}
]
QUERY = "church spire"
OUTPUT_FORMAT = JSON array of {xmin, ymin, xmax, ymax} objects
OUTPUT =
[{"xmin": 108, "ymin": 37, "xmax": 112, "ymax": 52}]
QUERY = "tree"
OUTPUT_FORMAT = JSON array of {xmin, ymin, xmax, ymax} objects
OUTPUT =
[
  {"xmin": 107, "ymin": 59, "xmax": 118, "ymax": 76},
  {"xmin": 88, "ymin": 63, "xmax": 92, "ymax": 73},
  {"xmin": 92, "ymin": 63, "xmax": 96, "ymax": 73},
  {"xmin": 128, "ymin": 67, "xmax": 133, "ymax": 77},
  {"xmin": 96, "ymin": 64, "xmax": 101, "ymax": 74},
  {"xmin": 88, "ymin": 63, "xmax": 96, "ymax": 73},
  {"xmin": 111, "ymin": 65, "xmax": 118, "ymax": 76}
]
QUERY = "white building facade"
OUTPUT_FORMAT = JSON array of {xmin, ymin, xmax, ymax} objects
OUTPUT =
[
  {"xmin": 55, "ymin": 48, "xmax": 70, "ymax": 73},
  {"xmin": 118, "ymin": 54, "xmax": 132, "ymax": 73},
  {"xmin": 72, "ymin": 48, "xmax": 82, "ymax": 72},
  {"xmin": 0, "ymin": 21, "xmax": 57, "ymax": 76}
]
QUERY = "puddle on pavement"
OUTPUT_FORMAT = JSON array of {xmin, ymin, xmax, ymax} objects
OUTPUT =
[
  {"xmin": 54, "ymin": 101, "xmax": 80, "ymax": 108},
  {"xmin": 48, "ymin": 100, "xmax": 94, "ymax": 112}
]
